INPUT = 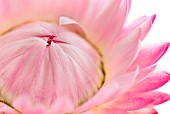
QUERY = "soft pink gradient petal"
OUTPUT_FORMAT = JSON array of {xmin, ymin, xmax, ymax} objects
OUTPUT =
[
  {"xmin": 129, "ymin": 108, "xmax": 158, "ymax": 114},
  {"xmin": 59, "ymin": 16, "xmax": 86, "ymax": 38},
  {"xmin": 76, "ymin": 68, "xmax": 138, "ymax": 112},
  {"xmin": 0, "ymin": 22, "xmax": 103, "ymax": 108},
  {"xmin": 0, "ymin": 95, "xmax": 74, "ymax": 114},
  {"xmin": 133, "ymin": 65, "xmax": 157, "ymax": 84},
  {"xmin": 129, "ymin": 43, "xmax": 169, "ymax": 70},
  {"xmin": 130, "ymin": 72, "xmax": 170, "ymax": 92},
  {"xmin": 116, "ymin": 15, "xmax": 156, "ymax": 42},
  {"xmin": 104, "ymin": 28, "xmax": 141, "ymax": 80},
  {"xmin": 108, "ymin": 94, "xmax": 154, "ymax": 111},
  {"xmin": 107, "ymin": 91, "xmax": 170, "ymax": 111},
  {"xmin": 148, "ymin": 92, "xmax": 170, "ymax": 106},
  {"xmin": 0, "ymin": 0, "xmax": 88, "ymax": 34},
  {"xmin": 82, "ymin": 107, "xmax": 129, "ymax": 114},
  {"xmin": 0, "ymin": 0, "xmax": 131, "ymax": 48},
  {"xmin": 80, "ymin": 0, "xmax": 131, "ymax": 46},
  {"xmin": 13, "ymin": 95, "xmax": 34, "ymax": 113},
  {"xmin": 83, "ymin": 107, "xmax": 158, "ymax": 114},
  {"xmin": 0, "ymin": 103, "xmax": 16, "ymax": 114},
  {"xmin": 12, "ymin": 95, "xmax": 52, "ymax": 114},
  {"xmin": 48, "ymin": 95, "xmax": 74, "ymax": 114}
]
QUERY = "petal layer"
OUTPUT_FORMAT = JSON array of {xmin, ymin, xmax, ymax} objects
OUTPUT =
[
  {"xmin": 104, "ymin": 28, "xmax": 141, "ymax": 80},
  {"xmin": 129, "ymin": 108, "xmax": 158, "ymax": 114},
  {"xmin": 106, "ymin": 91, "xmax": 170, "ymax": 111},
  {"xmin": 116, "ymin": 15, "xmax": 156, "ymax": 42},
  {"xmin": 129, "ymin": 43, "xmax": 169, "ymax": 70},
  {"xmin": 130, "ymin": 72, "xmax": 170, "ymax": 92},
  {"xmin": 76, "ymin": 69, "xmax": 138, "ymax": 112},
  {"xmin": 0, "ymin": 22, "xmax": 103, "ymax": 109}
]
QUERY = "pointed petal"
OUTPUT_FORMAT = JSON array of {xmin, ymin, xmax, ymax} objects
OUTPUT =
[
  {"xmin": 76, "ymin": 69, "xmax": 138, "ymax": 112},
  {"xmin": 129, "ymin": 108, "xmax": 158, "ymax": 114},
  {"xmin": 130, "ymin": 72, "xmax": 170, "ymax": 92},
  {"xmin": 147, "ymin": 91, "xmax": 170, "ymax": 106},
  {"xmin": 80, "ymin": 0, "xmax": 131, "ymax": 46},
  {"xmin": 116, "ymin": 15, "xmax": 156, "ymax": 42},
  {"xmin": 133, "ymin": 65, "xmax": 157, "ymax": 84},
  {"xmin": 59, "ymin": 16, "xmax": 86, "ymax": 38},
  {"xmin": 107, "ymin": 91, "xmax": 170, "ymax": 111},
  {"xmin": 129, "ymin": 43, "xmax": 169, "ymax": 70},
  {"xmin": 104, "ymin": 28, "xmax": 141, "ymax": 80},
  {"xmin": 110, "ymin": 93, "xmax": 153, "ymax": 111}
]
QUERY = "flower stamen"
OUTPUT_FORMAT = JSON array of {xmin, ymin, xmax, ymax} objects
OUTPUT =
[
  {"xmin": 46, "ymin": 35, "xmax": 56, "ymax": 46},
  {"xmin": 38, "ymin": 35, "xmax": 68, "ymax": 46}
]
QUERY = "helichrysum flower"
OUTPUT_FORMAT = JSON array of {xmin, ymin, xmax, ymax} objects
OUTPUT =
[{"xmin": 0, "ymin": 0, "xmax": 169, "ymax": 114}]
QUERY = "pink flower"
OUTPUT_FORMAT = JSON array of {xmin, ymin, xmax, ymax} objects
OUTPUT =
[{"xmin": 0, "ymin": 0, "xmax": 169, "ymax": 114}]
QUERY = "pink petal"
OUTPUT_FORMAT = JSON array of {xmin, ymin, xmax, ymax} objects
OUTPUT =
[
  {"xmin": 0, "ymin": 22, "xmax": 103, "ymax": 109},
  {"xmin": 0, "ymin": 0, "xmax": 130, "ymax": 49},
  {"xmin": 130, "ymin": 72, "xmax": 170, "ymax": 92},
  {"xmin": 129, "ymin": 43, "xmax": 169, "ymax": 70},
  {"xmin": 0, "ymin": 0, "xmax": 83, "ymax": 31},
  {"xmin": 129, "ymin": 108, "xmax": 158, "ymax": 114},
  {"xmin": 116, "ymin": 15, "xmax": 156, "ymax": 42},
  {"xmin": 147, "ymin": 91, "xmax": 170, "ymax": 106},
  {"xmin": 76, "ymin": 68, "xmax": 138, "ymax": 112},
  {"xmin": 3, "ymin": 95, "xmax": 74, "ymax": 114},
  {"xmin": 13, "ymin": 95, "xmax": 34, "ymax": 113},
  {"xmin": 133, "ymin": 64, "xmax": 157, "ymax": 84},
  {"xmin": 108, "ymin": 93, "xmax": 154, "ymax": 111},
  {"xmin": 59, "ymin": 16, "xmax": 86, "ymax": 37},
  {"xmin": 82, "ymin": 107, "xmax": 129, "ymax": 114},
  {"xmin": 48, "ymin": 95, "xmax": 74, "ymax": 114},
  {"xmin": 0, "ymin": 0, "xmax": 89, "ymax": 34},
  {"xmin": 0, "ymin": 102, "xmax": 16, "ymax": 114},
  {"xmin": 80, "ymin": 0, "xmax": 131, "ymax": 46},
  {"xmin": 104, "ymin": 28, "xmax": 141, "ymax": 80},
  {"xmin": 107, "ymin": 91, "xmax": 170, "ymax": 111},
  {"xmin": 12, "ymin": 95, "xmax": 48, "ymax": 114}
]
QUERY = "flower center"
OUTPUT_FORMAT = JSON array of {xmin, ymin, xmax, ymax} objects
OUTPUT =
[
  {"xmin": 0, "ymin": 21, "xmax": 105, "ymax": 108},
  {"xmin": 43, "ymin": 35, "xmax": 56, "ymax": 46},
  {"xmin": 39, "ymin": 35, "xmax": 69, "ymax": 46}
]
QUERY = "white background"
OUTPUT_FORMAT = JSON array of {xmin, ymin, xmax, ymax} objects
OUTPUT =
[{"xmin": 128, "ymin": 0, "xmax": 170, "ymax": 113}]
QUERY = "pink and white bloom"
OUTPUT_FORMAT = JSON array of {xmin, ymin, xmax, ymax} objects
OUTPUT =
[{"xmin": 0, "ymin": 0, "xmax": 169, "ymax": 114}]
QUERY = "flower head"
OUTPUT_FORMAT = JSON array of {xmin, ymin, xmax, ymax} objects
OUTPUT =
[{"xmin": 0, "ymin": 0, "xmax": 169, "ymax": 114}]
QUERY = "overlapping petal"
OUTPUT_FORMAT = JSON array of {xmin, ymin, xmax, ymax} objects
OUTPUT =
[
  {"xmin": 76, "ymin": 68, "xmax": 138, "ymax": 112},
  {"xmin": 116, "ymin": 15, "xmax": 156, "ymax": 42},
  {"xmin": 132, "ymin": 65, "xmax": 157, "ymax": 84},
  {"xmin": 104, "ymin": 28, "xmax": 141, "ymax": 80},
  {"xmin": 129, "ymin": 108, "xmax": 158, "ymax": 114},
  {"xmin": 129, "ymin": 43, "xmax": 169, "ymax": 70},
  {"xmin": 103, "ymin": 91, "xmax": 170, "ymax": 111},
  {"xmin": 0, "ymin": 22, "xmax": 103, "ymax": 108},
  {"xmin": 0, "ymin": 0, "xmax": 131, "ymax": 48},
  {"xmin": 130, "ymin": 72, "xmax": 170, "ymax": 92},
  {"xmin": 0, "ymin": 0, "xmax": 90, "ymax": 38}
]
